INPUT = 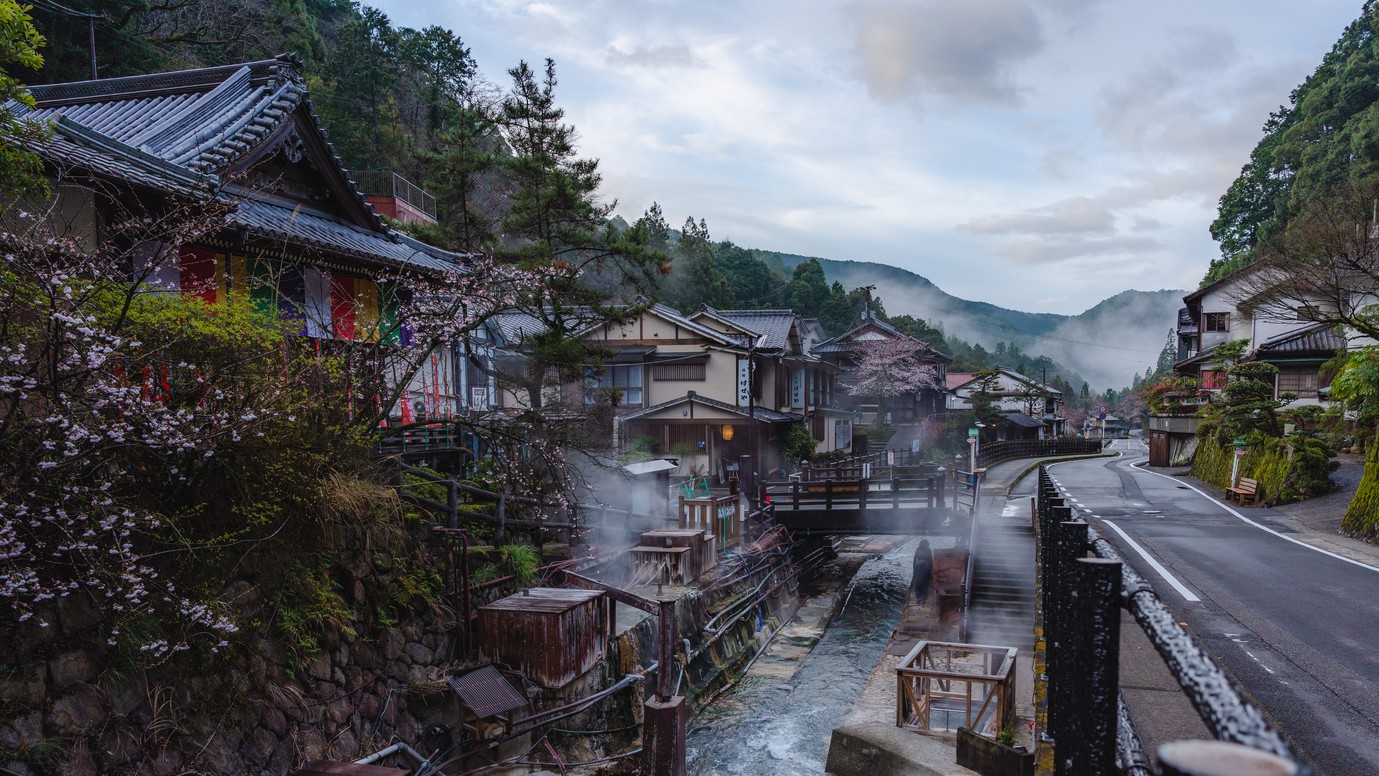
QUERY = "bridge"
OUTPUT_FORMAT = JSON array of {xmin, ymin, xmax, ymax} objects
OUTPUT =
[{"xmin": 762, "ymin": 472, "xmax": 976, "ymax": 536}]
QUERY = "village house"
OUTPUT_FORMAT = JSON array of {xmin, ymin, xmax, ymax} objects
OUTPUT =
[
  {"xmin": 7, "ymin": 55, "xmax": 474, "ymax": 439},
  {"xmin": 487, "ymin": 303, "xmax": 849, "ymax": 483},
  {"xmin": 1173, "ymin": 265, "xmax": 1348, "ymax": 406},
  {"xmin": 945, "ymin": 368, "xmax": 1065, "ymax": 440},
  {"xmin": 810, "ymin": 314, "xmax": 951, "ymax": 450}
]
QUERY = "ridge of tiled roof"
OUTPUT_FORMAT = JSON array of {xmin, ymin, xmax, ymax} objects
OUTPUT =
[
  {"xmin": 25, "ymin": 53, "xmax": 387, "ymax": 234},
  {"xmin": 1256, "ymin": 323, "xmax": 1347, "ymax": 354}
]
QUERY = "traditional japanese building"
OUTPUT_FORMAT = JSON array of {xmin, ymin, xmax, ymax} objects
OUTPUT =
[{"xmin": 10, "ymin": 54, "xmax": 472, "ymax": 429}]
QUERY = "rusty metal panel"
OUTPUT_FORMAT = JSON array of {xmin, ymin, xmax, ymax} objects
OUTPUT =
[
  {"xmin": 447, "ymin": 664, "xmax": 527, "ymax": 718},
  {"xmin": 290, "ymin": 762, "xmax": 409, "ymax": 776},
  {"xmin": 479, "ymin": 587, "xmax": 608, "ymax": 688}
]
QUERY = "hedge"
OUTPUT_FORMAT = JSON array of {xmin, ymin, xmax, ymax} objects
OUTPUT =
[{"xmin": 1192, "ymin": 436, "xmax": 1332, "ymax": 506}]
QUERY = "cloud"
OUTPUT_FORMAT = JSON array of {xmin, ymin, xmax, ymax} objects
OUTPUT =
[
  {"xmin": 605, "ymin": 43, "xmax": 702, "ymax": 69},
  {"xmin": 991, "ymin": 234, "xmax": 1164, "ymax": 265},
  {"xmin": 960, "ymin": 196, "xmax": 1116, "ymax": 236},
  {"xmin": 847, "ymin": 0, "xmax": 1044, "ymax": 106}
]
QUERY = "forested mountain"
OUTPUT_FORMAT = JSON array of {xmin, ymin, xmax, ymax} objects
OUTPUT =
[{"xmin": 1208, "ymin": 1, "xmax": 1379, "ymax": 284}]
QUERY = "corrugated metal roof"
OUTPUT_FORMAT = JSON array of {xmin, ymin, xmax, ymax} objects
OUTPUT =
[{"xmin": 447, "ymin": 665, "xmax": 528, "ymax": 719}]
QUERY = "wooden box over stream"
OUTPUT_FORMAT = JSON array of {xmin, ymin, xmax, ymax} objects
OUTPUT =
[{"xmin": 478, "ymin": 588, "xmax": 610, "ymax": 689}]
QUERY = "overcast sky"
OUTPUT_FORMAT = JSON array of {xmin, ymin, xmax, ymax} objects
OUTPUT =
[{"xmin": 374, "ymin": 0, "xmax": 1364, "ymax": 316}]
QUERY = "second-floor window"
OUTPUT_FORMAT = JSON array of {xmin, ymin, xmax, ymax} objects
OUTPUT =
[
  {"xmin": 589, "ymin": 364, "xmax": 643, "ymax": 406},
  {"xmin": 1204, "ymin": 312, "xmax": 1229, "ymax": 332}
]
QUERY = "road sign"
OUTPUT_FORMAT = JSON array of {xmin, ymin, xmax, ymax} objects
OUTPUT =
[
  {"xmin": 1098, "ymin": 412, "xmax": 1106, "ymax": 420},
  {"xmin": 967, "ymin": 437, "xmax": 976, "ymax": 445},
  {"xmin": 1232, "ymin": 437, "xmax": 1246, "ymax": 447},
  {"xmin": 968, "ymin": 427, "xmax": 979, "ymax": 437},
  {"xmin": 1234, "ymin": 449, "xmax": 1246, "ymax": 458},
  {"xmin": 887, "ymin": 451, "xmax": 895, "ymax": 465},
  {"xmin": 1099, "ymin": 405, "xmax": 1107, "ymax": 413}
]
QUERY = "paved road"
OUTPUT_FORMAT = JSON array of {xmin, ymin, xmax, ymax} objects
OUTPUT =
[{"xmin": 1039, "ymin": 439, "xmax": 1379, "ymax": 776}]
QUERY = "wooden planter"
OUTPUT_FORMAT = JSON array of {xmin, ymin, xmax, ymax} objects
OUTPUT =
[{"xmin": 956, "ymin": 727, "xmax": 1034, "ymax": 776}]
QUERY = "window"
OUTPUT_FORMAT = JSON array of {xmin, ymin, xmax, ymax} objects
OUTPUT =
[
  {"xmin": 1276, "ymin": 367, "xmax": 1319, "ymax": 399},
  {"xmin": 588, "ymin": 364, "xmax": 643, "ymax": 406},
  {"xmin": 650, "ymin": 363, "xmax": 705, "ymax": 381},
  {"xmin": 1204, "ymin": 312, "xmax": 1229, "ymax": 332}
]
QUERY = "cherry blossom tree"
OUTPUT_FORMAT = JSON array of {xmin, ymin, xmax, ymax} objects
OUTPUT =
[{"xmin": 844, "ymin": 336, "xmax": 943, "ymax": 422}]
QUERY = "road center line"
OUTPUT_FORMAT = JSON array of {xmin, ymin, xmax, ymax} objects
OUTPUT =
[
  {"xmin": 1128, "ymin": 460, "xmax": 1379, "ymax": 575},
  {"xmin": 1099, "ymin": 519, "xmax": 1201, "ymax": 602}
]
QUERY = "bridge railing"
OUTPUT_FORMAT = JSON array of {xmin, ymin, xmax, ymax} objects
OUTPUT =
[
  {"xmin": 763, "ymin": 475, "xmax": 946, "ymax": 511},
  {"xmin": 977, "ymin": 437, "xmax": 1101, "ymax": 469},
  {"xmin": 1035, "ymin": 466, "xmax": 1308, "ymax": 775}
]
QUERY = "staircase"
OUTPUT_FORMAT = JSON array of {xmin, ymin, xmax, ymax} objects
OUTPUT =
[{"xmin": 965, "ymin": 499, "xmax": 1037, "ymax": 653}]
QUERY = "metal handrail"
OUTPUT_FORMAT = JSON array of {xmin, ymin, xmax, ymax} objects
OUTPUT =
[{"xmin": 1035, "ymin": 467, "xmax": 1307, "ymax": 775}]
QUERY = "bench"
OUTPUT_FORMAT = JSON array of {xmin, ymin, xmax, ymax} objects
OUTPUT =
[{"xmin": 1226, "ymin": 477, "xmax": 1260, "ymax": 507}]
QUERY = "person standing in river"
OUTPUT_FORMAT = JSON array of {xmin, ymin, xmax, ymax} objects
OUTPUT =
[{"xmin": 912, "ymin": 539, "xmax": 934, "ymax": 602}]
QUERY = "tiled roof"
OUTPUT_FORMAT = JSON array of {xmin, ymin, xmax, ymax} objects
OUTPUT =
[
  {"xmin": 648, "ymin": 304, "xmax": 738, "ymax": 345},
  {"xmin": 13, "ymin": 54, "xmax": 469, "ymax": 273},
  {"xmin": 812, "ymin": 318, "xmax": 952, "ymax": 362},
  {"xmin": 29, "ymin": 116, "xmax": 216, "ymax": 198},
  {"xmin": 26, "ymin": 57, "xmax": 307, "ymax": 175},
  {"xmin": 1256, "ymin": 323, "xmax": 1347, "ymax": 355},
  {"xmin": 946, "ymin": 373, "xmax": 974, "ymax": 391},
  {"xmin": 1004, "ymin": 411, "xmax": 1047, "ymax": 429},
  {"xmin": 713, "ymin": 309, "xmax": 797, "ymax": 351},
  {"xmin": 229, "ymin": 199, "xmax": 461, "ymax": 272}
]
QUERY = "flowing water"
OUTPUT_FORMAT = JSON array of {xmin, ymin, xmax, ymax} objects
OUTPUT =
[{"xmin": 685, "ymin": 538, "xmax": 916, "ymax": 775}]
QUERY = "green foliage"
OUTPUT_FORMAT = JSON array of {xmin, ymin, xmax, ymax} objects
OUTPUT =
[
  {"xmin": 274, "ymin": 557, "xmax": 357, "ymax": 670},
  {"xmin": 1208, "ymin": 2, "xmax": 1379, "ymax": 279},
  {"xmin": 0, "ymin": 0, "xmax": 46, "ymax": 198},
  {"xmin": 499, "ymin": 543, "xmax": 540, "ymax": 587},
  {"xmin": 780, "ymin": 423, "xmax": 818, "ymax": 469},
  {"xmin": 996, "ymin": 724, "xmax": 1018, "ymax": 747},
  {"xmin": 1343, "ymin": 428, "xmax": 1379, "ymax": 539},
  {"xmin": 1193, "ymin": 436, "xmax": 1333, "ymax": 505},
  {"xmin": 1197, "ymin": 360, "xmax": 1287, "ymax": 445},
  {"xmin": 1141, "ymin": 376, "xmax": 1203, "ymax": 414}
]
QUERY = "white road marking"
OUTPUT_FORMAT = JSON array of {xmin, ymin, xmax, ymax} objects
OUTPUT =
[
  {"xmin": 1101, "ymin": 519, "xmax": 1202, "ymax": 603},
  {"xmin": 1129, "ymin": 460, "xmax": 1379, "ymax": 575}
]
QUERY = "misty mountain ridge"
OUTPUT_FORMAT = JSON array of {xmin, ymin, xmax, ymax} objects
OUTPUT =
[{"xmin": 760, "ymin": 250, "xmax": 1184, "ymax": 391}]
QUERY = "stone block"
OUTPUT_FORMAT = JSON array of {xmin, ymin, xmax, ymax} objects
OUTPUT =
[{"xmin": 48, "ymin": 685, "xmax": 102, "ymax": 736}]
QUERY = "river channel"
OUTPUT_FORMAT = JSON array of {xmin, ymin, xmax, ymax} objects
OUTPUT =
[{"xmin": 685, "ymin": 537, "xmax": 917, "ymax": 774}]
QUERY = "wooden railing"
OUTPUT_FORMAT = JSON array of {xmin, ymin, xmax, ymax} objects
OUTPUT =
[{"xmin": 763, "ymin": 475, "xmax": 946, "ymax": 510}]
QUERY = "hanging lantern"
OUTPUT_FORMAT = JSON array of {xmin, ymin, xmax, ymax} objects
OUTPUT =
[{"xmin": 721, "ymin": 424, "xmax": 735, "ymax": 441}]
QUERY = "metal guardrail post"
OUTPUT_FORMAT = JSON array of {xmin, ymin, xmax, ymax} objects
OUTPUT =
[
  {"xmin": 1047, "ymin": 513, "xmax": 1082, "ymax": 754},
  {"xmin": 1061, "ymin": 557, "xmax": 1121, "ymax": 775}
]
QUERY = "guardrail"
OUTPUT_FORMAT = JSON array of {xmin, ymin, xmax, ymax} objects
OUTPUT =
[
  {"xmin": 394, "ymin": 461, "xmax": 577, "ymax": 546},
  {"xmin": 978, "ymin": 437, "xmax": 1103, "ymax": 469},
  {"xmin": 1035, "ymin": 467, "xmax": 1308, "ymax": 775}
]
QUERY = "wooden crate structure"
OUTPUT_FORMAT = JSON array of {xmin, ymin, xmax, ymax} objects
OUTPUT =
[
  {"xmin": 631, "ymin": 528, "xmax": 717, "ymax": 583},
  {"xmin": 896, "ymin": 641, "xmax": 1017, "ymax": 737},
  {"xmin": 479, "ymin": 588, "xmax": 609, "ymax": 688}
]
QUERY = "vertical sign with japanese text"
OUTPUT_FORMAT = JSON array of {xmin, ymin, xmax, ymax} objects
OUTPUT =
[{"xmin": 737, "ymin": 358, "xmax": 751, "ymax": 406}]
